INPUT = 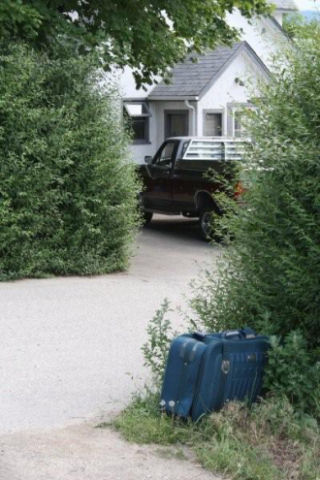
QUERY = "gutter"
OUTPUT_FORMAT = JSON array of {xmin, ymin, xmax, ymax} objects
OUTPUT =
[
  {"xmin": 185, "ymin": 100, "xmax": 197, "ymax": 136},
  {"xmin": 148, "ymin": 95, "xmax": 199, "ymax": 101}
]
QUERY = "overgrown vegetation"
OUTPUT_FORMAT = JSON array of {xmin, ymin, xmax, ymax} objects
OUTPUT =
[
  {"xmin": 114, "ymin": 287, "xmax": 320, "ymax": 479},
  {"xmin": 191, "ymin": 23, "xmax": 320, "ymax": 418},
  {"xmin": 0, "ymin": 0, "xmax": 270, "ymax": 87},
  {"xmin": 283, "ymin": 11, "xmax": 320, "ymax": 39},
  {"xmin": 114, "ymin": 394, "xmax": 320, "ymax": 480},
  {"xmin": 112, "ymin": 23, "xmax": 320, "ymax": 480},
  {"xmin": 141, "ymin": 300, "xmax": 174, "ymax": 389},
  {"xmin": 264, "ymin": 333, "xmax": 320, "ymax": 419},
  {"xmin": 0, "ymin": 42, "xmax": 140, "ymax": 280}
]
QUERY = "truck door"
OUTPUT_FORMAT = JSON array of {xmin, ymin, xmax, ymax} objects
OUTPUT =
[
  {"xmin": 170, "ymin": 140, "xmax": 197, "ymax": 210},
  {"xmin": 143, "ymin": 140, "xmax": 179, "ymax": 211},
  {"xmin": 171, "ymin": 140, "xmax": 225, "ymax": 212}
]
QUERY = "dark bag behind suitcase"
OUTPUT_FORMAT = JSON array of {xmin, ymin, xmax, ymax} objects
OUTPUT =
[{"xmin": 160, "ymin": 328, "xmax": 269, "ymax": 421}]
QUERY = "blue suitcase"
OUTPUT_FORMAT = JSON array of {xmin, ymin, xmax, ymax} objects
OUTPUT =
[{"xmin": 160, "ymin": 328, "xmax": 269, "ymax": 421}]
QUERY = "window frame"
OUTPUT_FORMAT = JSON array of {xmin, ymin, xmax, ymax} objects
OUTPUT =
[
  {"xmin": 164, "ymin": 110, "xmax": 189, "ymax": 139},
  {"xmin": 227, "ymin": 102, "xmax": 254, "ymax": 138},
  {"xmin": 123, "ymin": 100, "xmax": 151, "ymax": 144},
  {"xmin": 202, "ymin": 109, "xmax": 224, "ymax": 137},
  {"xmin": 233, "ymin": 109, "xmax": 247, "ymax": 138}
]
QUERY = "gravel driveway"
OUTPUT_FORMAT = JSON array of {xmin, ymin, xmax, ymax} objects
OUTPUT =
[{"xmin": 0, "ymin": 215, "xmax": 221, "ymax": 480}]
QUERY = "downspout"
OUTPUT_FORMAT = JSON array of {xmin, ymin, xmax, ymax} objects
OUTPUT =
[{"xmin": 185, "ymin": 99, "xmax": 198, "ymax": 136}]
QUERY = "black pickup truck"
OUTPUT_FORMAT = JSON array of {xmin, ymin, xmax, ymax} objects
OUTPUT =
[{"xmin": 139, "ymin": 136, "xmax": 245, "ymax": 239}]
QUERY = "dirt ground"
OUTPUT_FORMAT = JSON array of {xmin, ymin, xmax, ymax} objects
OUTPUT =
[{"xmin": 0, "ymin": 421, "xmax": 220, "ymax": 480}]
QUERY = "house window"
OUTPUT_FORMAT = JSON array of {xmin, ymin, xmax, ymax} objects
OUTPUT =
[
  {"xmin": 124, "ymin": 101, "xmax": 151, "ymax": 143},
  {"xmin": 233, "ymin": 110, "xmax": 246, "ymax": 138},
  {"xmin": 227, "ymin": 103, "xmax": 255, "ymax": 138},
  {"xmin": 165, "ymin": 111, "xmax": 189, "ymax": 138},
  {"xmin": 203, "ymin": 112, "xmax": 223, "ymax": 136}
]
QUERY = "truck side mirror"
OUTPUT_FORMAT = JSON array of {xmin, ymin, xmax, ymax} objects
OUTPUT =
[{"xmin": 144, "ymin": 155, "xmax": 152, "ymax": 164}]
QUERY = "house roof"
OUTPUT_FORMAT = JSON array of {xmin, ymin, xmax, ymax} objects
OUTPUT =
[
  {"xmin": 148, "ymin": 42, "xmax": 270, "ymax": 101},
  {"xmin": 270, "ymin": 0, "xmax": 297, "ymax": 10},
  {"xmin": 268, "ymin": 14, "xmax": 291, "ymax": 38}
]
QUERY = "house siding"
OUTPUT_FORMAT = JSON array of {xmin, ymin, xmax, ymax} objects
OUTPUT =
[
  {"xmin": 127, "ymin": 50, "xmax": 268, "ymax": 162},
  {"xmin": 227, "ymin": 11, "xmax": 288, "ymax": 67},
  {"xmin": 198, "ymin": 51, "xmax": 266, "ymax": 137}
]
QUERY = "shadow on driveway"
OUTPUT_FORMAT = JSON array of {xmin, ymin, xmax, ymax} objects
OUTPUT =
[{"xmin": 143, "ymin": 214, "xmax": 205, "ymax": 244}]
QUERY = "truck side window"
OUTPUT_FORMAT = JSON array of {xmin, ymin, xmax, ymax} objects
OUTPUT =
[
  {"xmin": 153, "ymin": 141, "xmax": 176, "ymax": 168},
  {"xmin": 181, "ymin": 141, "xmax": 190, "ymax": 158}
]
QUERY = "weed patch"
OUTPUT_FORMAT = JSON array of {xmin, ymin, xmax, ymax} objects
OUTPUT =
[{"xmin": 112, "ymin": 394, "xmax": 320, "ymax": 480}]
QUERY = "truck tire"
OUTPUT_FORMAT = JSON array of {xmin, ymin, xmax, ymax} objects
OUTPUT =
[
  {"xmin": 143, "ymin": 211, "xmax": 153, "ymax": 225},
  {"xmin": 199, "ymin": 210, "xmax": 223, "ymax": 242},
  {"xmin": 199, "ymin": 210, "xmax": 213, "ymax": 240},
  {"xmin": 138, "ymin": 193, "xmax": 153, "ymax": 225}
]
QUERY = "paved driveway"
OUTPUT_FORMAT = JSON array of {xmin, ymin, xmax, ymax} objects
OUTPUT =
[{"xmin": 0, "ymin": 215, "xmax": 219, "ymax": 435}]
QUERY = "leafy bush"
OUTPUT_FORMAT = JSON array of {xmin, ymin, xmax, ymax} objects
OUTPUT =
[
  {"xmin": 0, "ymin": 42, "xmax": 140, "ymax": 280},
  {"xmin": 114, "ymin": 25, "xmax": 320, "ymax": 479},
  {"xmin": 264, "ymin": 333, "xmax": 320, "ymax": 418},
  {"xmin": 141, "ymin": 299, "xmax": 174, "ymax": 388},
  {"xmin": 190, "ymin": 25, "xmax": 320, "ymax": 416}
]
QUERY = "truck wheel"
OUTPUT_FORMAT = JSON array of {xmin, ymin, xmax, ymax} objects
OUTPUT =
[
  {"xmin": 138, "ymin": 194, "xmax": 153, "ymax": 226},
  {"xmin": 199, "ymin": 210, "xmax": 223, "ymax": 241},
  {"xmin": 199, "ymin": 210, "xmax": 213, "ymax": 240},
  {"xmin": 143, "ymin": 211, "xmax": 153, "ymax": 225}
]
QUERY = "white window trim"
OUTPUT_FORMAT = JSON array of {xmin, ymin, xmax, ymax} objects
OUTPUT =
[
  {"xmin": 123, "ymin": 100, "xmax": 151, "ymax": 144},
  {"xmin": 230, "ymin": 104, "xmax": 256, "ymax": 138},
  {"xmin": 202, "ymin": 109, "xmax": 224, "ymax": 137}
]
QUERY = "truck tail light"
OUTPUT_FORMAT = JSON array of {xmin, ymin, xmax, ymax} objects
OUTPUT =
[{"xmin": 234, "ymin": 181, "xmax": 246, "ymax": 199}]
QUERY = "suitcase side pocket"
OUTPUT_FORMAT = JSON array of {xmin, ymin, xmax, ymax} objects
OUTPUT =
[{"xmin": 161, "ymin": 337, "xmax": 206, "ymax": 418}]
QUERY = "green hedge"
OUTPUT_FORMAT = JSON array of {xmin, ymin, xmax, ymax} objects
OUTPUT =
[
  {"xmin": 0, "ymin": 43, "xmax": 140, "ymax": 280},
  {"xmin": 190, "ymin": 25, "xmax": 320, "ymax": 416}
]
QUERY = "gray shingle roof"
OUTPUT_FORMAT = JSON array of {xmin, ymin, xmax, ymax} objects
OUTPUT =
[
  {"xmin": 148, "ymin": 42, "xmax": 270, "ymax": 100},
  {"xmin": 270, "ymin": 0, "xmax": 297, "ymax": 10},
  {"xmin": 149, "ymin": 43, "xmax": 244, "ymax": 99}
]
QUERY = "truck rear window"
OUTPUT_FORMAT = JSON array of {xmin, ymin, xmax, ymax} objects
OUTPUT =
[{"xmin": 182, "ymin": 139, "xmax": 247, "ymax": 161}]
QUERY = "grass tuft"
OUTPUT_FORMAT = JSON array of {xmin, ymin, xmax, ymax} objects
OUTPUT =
[{"xmin": 111, "ymin": 393, "xmax": 320, "ymax": 480}]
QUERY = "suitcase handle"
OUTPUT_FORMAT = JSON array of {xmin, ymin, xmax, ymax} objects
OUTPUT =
[
  {"xmin": 192, "ymin": 332, "xmax": 207, "ymax": 341},
  {"xmin": 192, "ymin": 329, "xmax": 256, "ymax": 341},
  {"xmin": 223, "ymin": 330, "xmax": 242, "ymax": 339},
  {"xmin": 223, "ymin": 327, "xmax": 256, "ymax": 340}
]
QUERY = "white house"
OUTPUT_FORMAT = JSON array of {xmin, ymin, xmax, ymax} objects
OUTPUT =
[{"xmin": 118, "ymin": 0, "xmax": 297, "ymax": 163}]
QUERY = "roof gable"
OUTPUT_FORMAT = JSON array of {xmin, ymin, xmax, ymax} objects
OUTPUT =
[
  {"xmin": 270, "ymin": 0, "xmax": 297, "ymax": 10},
  {"xmin": 148, "ymin": 42, "xmax": 270, "ymax": 100}
]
